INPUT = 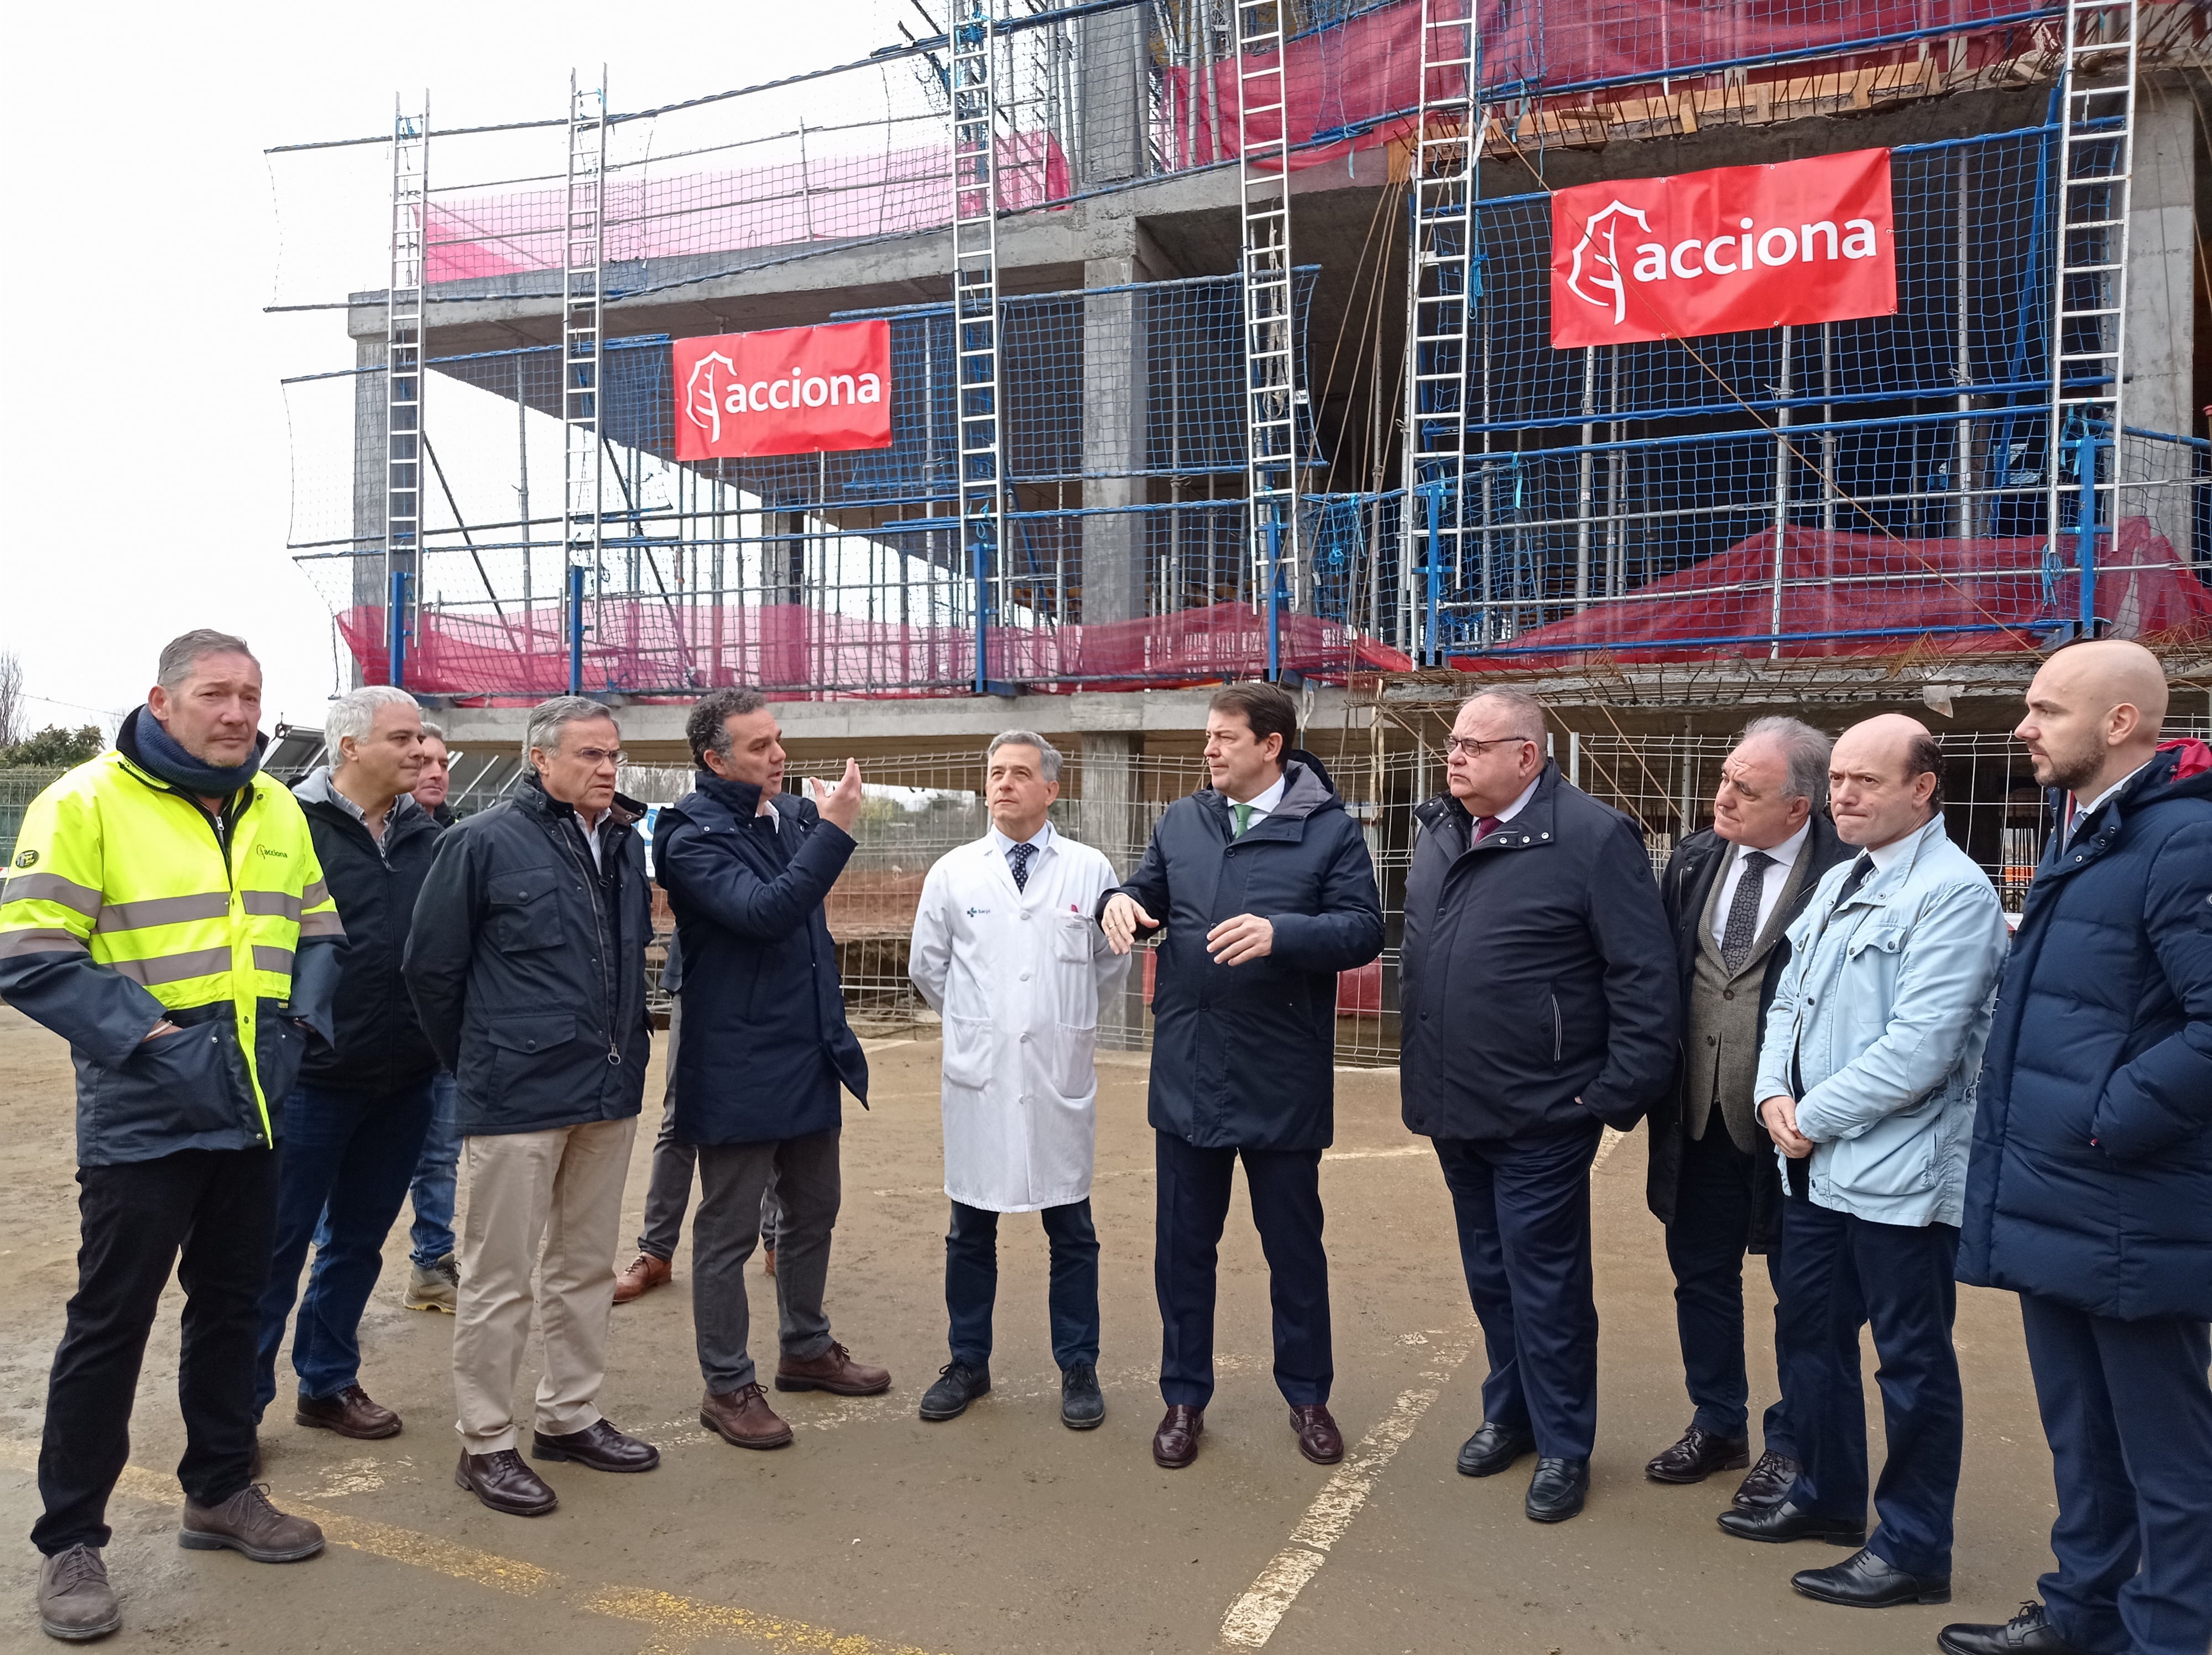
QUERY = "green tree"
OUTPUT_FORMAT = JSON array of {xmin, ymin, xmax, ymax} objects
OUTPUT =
[{"xmin": 0, "ymin": 725, "xmax": 105, "ymax": 768}]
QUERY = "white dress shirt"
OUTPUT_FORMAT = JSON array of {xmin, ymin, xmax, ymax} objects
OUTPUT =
[
  {"xmin": 1709, "ymin": 820, "xmax": 1812, "ymax": 950},
  {"xmin": 574, "ymin": 808, "xmax": 607, "ymax": 870},
  {"xmin": 1225, "ymin": 772, "xmax": 1288, "ymax": 827},
  {"xmin": 989, "ymin": 819, "xmax": 1056, "ymax": 863}
]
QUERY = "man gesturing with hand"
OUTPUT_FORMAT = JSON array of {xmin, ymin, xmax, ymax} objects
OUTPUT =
[
  {"xmin": 1099, "ymin": 681, "xmax": 1383, "ymax": 1472},
  {"xmin": 653, "ymin": 689, "xmax": 890, "ymax": 1455}
]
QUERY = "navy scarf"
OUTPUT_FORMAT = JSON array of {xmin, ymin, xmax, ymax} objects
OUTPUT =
[{"xmin": 124, "ymin": 704, "xmax": 264, "ymax": 800}]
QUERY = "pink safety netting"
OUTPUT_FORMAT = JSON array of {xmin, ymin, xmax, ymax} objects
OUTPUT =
[
  {"xmin": 1451, "ymin": 518, "xmax": 2212, "ymax": 668},
  {"xmin": 336, "ymin": 600, "xmax": 1414, "ymax": 696}
]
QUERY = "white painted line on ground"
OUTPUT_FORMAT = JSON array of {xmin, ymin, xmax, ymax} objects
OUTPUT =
[{"xmin": 1214, "ymin": 1331, "xmax": 1478, "ymax": 1652}]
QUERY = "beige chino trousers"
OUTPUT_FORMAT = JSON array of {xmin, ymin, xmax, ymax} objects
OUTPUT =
[{"xmin": 452, "ymin": 1116, "xmax": 638, "ymax": 1454}]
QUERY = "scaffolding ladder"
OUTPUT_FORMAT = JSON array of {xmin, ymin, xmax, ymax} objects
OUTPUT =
[
  {"xmin": 2046, "ymin": 0, "xmax": 2137, "ymax": 637},
  {"xmin": 952, "ymin": 0, "xmax": 1005, "ymax": 695},
  {"xmin": 562, "ymin": 70, "xmax": 608, "ymax": 693},
  {"xmin": 1235, "ymin": 0, "xmax": 1300, "ymax": 677},
  {"xmin": 384, "ymin": 96, "xmax": 427, "ymax": 688},
  {"xmin": 1402, "ymin": 0, "xmax": 1478, "ymax": 663}
]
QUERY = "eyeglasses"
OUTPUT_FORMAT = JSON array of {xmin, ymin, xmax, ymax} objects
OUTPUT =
[
  {"xmin": 1446, "ymin": 735, "xmax": 1531, "ymax": 758},
  {"xmin": 570, "ymin": 747, "xmax": 628, "ymax": 768}
]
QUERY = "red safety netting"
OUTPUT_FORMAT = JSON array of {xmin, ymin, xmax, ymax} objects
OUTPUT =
[
  {"xmin": 1450, "ymin": 518, "xmax": 2212, "ymax": 669},
  {"xmin": 336, "ymin": 600, "xmax": 1413, "ymax": 697},
  {"xmin": 427, "ymin": 134, "xmax": 1069, "ymax": 282},
  {"xmin": 1159, "ymin": 0, "xmax": 2064, "ymax": 174}
]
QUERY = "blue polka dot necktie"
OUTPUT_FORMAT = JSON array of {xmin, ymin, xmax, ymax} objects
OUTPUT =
[{"xmin": 1008, "ymin": 842, "xmax": 1035, "ymax": 891}]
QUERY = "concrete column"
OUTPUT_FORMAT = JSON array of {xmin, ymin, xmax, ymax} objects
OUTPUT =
[
  {"xmin": 1079, "ymin": 730, "xmax": 1148, "ymax": 1049},
  {"xmin": 2121, "ymin": 92, "xmax": 2198, "ymax": 548},
  {"xmin": 1077, "ymin": 5, "xmax": 1149, "ymax": 188},
  {"xmin": 1083, "ymin": 254, "xmax": 1150, "ymax": 624}
]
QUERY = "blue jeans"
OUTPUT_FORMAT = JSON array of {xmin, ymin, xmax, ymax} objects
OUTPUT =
[
  {"xmin": 408, "ymin": 1071, "xmax": 461, "ymax": 1267},
  {"xmin": 947, "ymin": 1199, "xmax": 1099, "ymax": 1371},
  {"xmin": 254, "ymin": 1079, "xmax": 436, "ymax": 1413}
]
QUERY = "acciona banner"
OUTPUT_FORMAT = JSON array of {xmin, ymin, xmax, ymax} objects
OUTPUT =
[
  {"xmin": 672, "ymin": 320, "xmax": 893, "ymax": 459},
  {"xmin": 1550, "ymin": 149, "xmax": 1896, "ymax": 348}
]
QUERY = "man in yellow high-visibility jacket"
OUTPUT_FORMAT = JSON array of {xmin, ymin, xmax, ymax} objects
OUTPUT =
[{"xmin": 0, "ymin": 630, "xmax": 343, "ymax": 1643}]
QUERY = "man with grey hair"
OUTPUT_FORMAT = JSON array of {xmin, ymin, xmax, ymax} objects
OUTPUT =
[
  {"xmin": 907, "ymin": 731, "xmax": 1129, "ymax": 1428},
  {"xmin": 253, "ymin": 684, "xmax": 439, "ymax": 1446},
  {"xmin": 1642, "ymin": 716, "xmax": 1851, "ymax": 1509},
  {"xmin": 406, "ymin": 695, "xmax": 660, "ymax": 1517}
]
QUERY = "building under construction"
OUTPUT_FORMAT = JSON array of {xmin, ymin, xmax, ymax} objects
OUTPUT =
[{"xmin": 270, "ymin": 0, "xmax": 2212, "ymax": 1050}]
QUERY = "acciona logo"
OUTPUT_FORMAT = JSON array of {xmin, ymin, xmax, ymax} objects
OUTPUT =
[
  {"xmin": 671, "ymin": 319, "xmax": 894, "ymax": 460},
  {"xmin": 1550, "ymin": 150, "xmax": 1897, "ymax": 348},
  {"xmin": 682, "ymin": 352, "xmax": 884, "ymax": 447}
]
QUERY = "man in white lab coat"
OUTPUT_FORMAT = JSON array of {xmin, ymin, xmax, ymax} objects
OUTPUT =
[{"xmin": 907, "ymin": 731, "xmax": 1130, "ymax": 1429}]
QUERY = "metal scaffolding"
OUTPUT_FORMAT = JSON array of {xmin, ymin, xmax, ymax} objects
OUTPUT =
[
  {"xmin": 952, "ymin": 0, "xmax": 1008, "ymax": 695},
  {"xmin": 383, "ymin": 96, "xmax": 427, "ymax": 688},
  {"xmin": 561, "ymin": 69, "xmax": 608, "ymax": 694}
]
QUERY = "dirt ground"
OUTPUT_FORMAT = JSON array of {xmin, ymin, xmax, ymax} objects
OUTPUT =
[{"xmin": 0, "ymin": 1002, "xmax": 2062, "ymax": 1655}]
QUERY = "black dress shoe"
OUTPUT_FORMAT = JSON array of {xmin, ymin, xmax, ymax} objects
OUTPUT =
[
  {"xmin": 529, "ymin": 1419, "xmax": 659, "ymax": 1472},
  {"xmin": 1060, "ymin": 1364, "xmax": 1104, "ymax": 1430},
  {"xmin": 1716, "ymin": 1497, "xmax": 1866, "ymax": 1547},
  {"xmin": 919, "ymin": 1360, "xmax": 989, "ymax": 1422},
  {"xmin": 1645, "ymin": 1424, "xmax": 1751, "ymax": 1485},
  {"xmin": 1938, "ymin": 1602, "xmax": 2093, "ymax": 1655},
  {"xmin": 1152, "ymin": 1404, "xmax": 1203, "ymax": 1469},
  {"xmin": 1456, "ymin": 1420, "xmax": 1535, "ymax": 1477},
  {"xmin": 1525, "ymin": 1457, "xmax": 1589, "ymax": 1523},
  {"xmin": 1731, "ymin": 1448, "xmax": 1801, "ymax": 1511},
  {"xmin": 1792, "ymin": 1547, "xmax": 1950, "ymax": 1607},
  {"xmin": 455, "ymin": 1450, "xmax": 557, "ymax": 1517}
]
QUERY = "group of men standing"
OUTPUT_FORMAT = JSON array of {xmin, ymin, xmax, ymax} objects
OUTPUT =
[{"xmin": 2, "ymin": 633, "xmax": 2206, "ymax": 1655}]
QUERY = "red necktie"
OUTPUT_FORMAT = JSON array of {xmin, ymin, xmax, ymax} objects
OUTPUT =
[{"xmin": 1473, "ymin": 815, "xmax": 1503, "ymax": 844}]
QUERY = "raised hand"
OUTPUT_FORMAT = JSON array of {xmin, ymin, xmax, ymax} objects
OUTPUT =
[{"xmin": 810, "ymin": 758, "xmax": 865, "ymax": 833}]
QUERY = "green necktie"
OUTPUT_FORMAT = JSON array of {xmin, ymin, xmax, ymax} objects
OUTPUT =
[{"xmin": 1232, "ymin": 803, "xmax": 1254, "ymax": 837}]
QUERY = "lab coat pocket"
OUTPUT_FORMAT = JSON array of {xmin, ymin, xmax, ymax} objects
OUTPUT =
[
  {"xmin": 1052, "ymin": 914, "xmax": 1094, "ymax": 965},
  {"xmin": 1052, "ymin": 1021, "xmax": 1099, "ymax": 1099},
  {"xmin": 943, "ymin": 1014, "xmax": 993, "ymax": 1091}
]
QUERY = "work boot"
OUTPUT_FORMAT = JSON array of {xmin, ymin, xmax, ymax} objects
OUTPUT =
[
  {"xmin": 1060, "ymin": 1363, "xmax": 1104, "ymax": 1430},
  {"xmin": 37, "ymin": 1544, "xmax": 120, "ymax": 1642},
  {"xmin": 700, "ymin": 1383, "xmax": 794, "ymax": 1449},
  {"xmin": 919, "ymin": 1360, "xmax": 990, "ymax": 1422},
  {"xmin": 403, "ymin": 1253, "xmax": 458, "ymax": 1313},
  {"xmin": 178, "ymin": 1485, "xmax": 325, "ymax": 1563},
  {"xmin": 612, "ymin": 1252, "xmax": 672, "ymax": 1306}
]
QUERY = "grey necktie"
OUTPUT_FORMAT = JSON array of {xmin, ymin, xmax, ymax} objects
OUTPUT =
[
  {"xmin": 1007, "ymin": 841, "xmax": 1035, "ymax": 891},
  {"xmin": 1720, "ymin": 849, "xmax": 1773, "ymax": 973}
]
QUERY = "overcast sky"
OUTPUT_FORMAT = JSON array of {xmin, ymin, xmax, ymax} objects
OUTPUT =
[{"xmin": 4, "ymin": 1, "xmax": 910, "ymax": 737}]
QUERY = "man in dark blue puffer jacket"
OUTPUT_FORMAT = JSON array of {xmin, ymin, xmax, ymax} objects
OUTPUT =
[{"xmin": 1948, "ymin": 640, "xmax": 2212, "ymax": 1655}]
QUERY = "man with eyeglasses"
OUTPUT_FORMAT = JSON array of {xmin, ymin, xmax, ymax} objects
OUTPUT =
[
  {"xmin": 404, "ymin": 696, "xmax": 661, "ymax": 1518},
  {"xmin": 1399, "ymin": 687, "xmax": 1679, "ymax": 1524}
]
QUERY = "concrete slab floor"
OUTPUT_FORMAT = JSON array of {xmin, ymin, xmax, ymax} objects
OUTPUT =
[{"xmin": 0, "ymin": 1003, "xmax": 2058, "ymax": 1654}]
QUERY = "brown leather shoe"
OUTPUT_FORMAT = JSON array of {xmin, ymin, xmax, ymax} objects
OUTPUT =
[
  {"xmin": 774, "ymin": 1342, "xmax": 891, "ymax": 1396},
  {"xmin": 763, "ymin": 1246, "xmax": 776, "ymax": 1278},
  {"xmin": 178, "ymin": 1485, "xmax": 325, "ymax": 1562},
  {"xmin": 1732, "ymin": 1448, "xmax": 1803, "ymax": 1511},
  {"xmin": 1153, "ymin": 1404, "xmax": 1203, "ymax": 1469},
  {"xmin": 295, "ymin": 1385, "xmax": 400, "ymax": 1440},
  {"xmin": 1646, "ymin": 1424, "xmax": 1751, "ymax": 1485},
  {"xmin": 612, "ymin": 1252, "xmax": 672, "ymax": 1306},
  {"xmin": 530, "ymin": 1419, "xmax": 659, "ymax": 1472},
  {"xmin": 1290, "ymin": 1404, "xmax": 1344, "ymax": 1465},
  {"xmin": 453, "ymin": 1449, "xmax": 558, "ymax": 1516},
  {"xmin": 700, "ymin": 1383, "xmax": 795, "ymax": 1449}
]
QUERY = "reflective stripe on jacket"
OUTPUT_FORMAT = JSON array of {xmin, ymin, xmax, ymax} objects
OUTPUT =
[{"xmin": 0, "ymin": 728, "xmax": 342, "ymax": 1164}]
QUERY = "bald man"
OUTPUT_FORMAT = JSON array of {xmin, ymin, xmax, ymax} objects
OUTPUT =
[
  {"xmin": 1729, "ymin": 715, "xmax": 2008, "ymax": 1612},
  {"xmin": 1944, "ymin": 643, "xmax": 2212, "ymax": 1655}
]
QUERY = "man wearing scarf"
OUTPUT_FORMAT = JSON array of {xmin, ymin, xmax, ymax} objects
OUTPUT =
[{"xmin": 1, "ymin": 630, "xmax": 342, "ymax": 1642}]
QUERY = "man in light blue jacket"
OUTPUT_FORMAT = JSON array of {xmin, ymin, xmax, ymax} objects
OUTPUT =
[{"xmin": 1721, "ymin": 714, "xmax": 2009, "ymax": 1612}]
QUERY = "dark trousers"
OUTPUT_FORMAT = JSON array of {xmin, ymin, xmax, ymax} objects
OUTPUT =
[
  {"xmin": 406, "ymin": 1070, "xmax": 461, "ymax": 1268},
  {"xmin": 1433, "ymin": 1118, "xmax": 1604, "ymax": 1460},
  {"xmin": 691, "ymin": 1130, "xmax": 839, "ymax": 1393},
  {"xmin": 2020, "ymin": 1293, "xmax": 2212, "ymax": 1655},
  {"xmin": 1779, "ymin": 1195, "xmax": 1963, "ymax": 1578},
  {"xmin": 34, "ymin": 1148, "xmax": 279, "ymax": 1554},
  {"xmin": 254, "ymin": 1079, "xmax": 436, "ymax": 1414},
  {"xmin": 1155, "ymin": 1130, "xmax": 1331, "ymax": 1409},
  {"xmin": 946, "ymin": 1199, "xmax": 1100, "ymax": 1371},
  {"xmin": 1665, "ymin": 1123, "xmax": 1796, "ymax": 1454}
]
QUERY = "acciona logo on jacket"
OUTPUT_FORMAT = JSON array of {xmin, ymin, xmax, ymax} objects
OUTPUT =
[{"xmin": 1550, "ymin": 149, "xmax": 1897, "ymax": 348}]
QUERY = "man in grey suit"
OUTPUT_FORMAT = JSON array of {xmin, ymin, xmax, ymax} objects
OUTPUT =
[{"xmin": 1645, "ymin": 718, "xmax": 1852, "ymax": 1506}]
